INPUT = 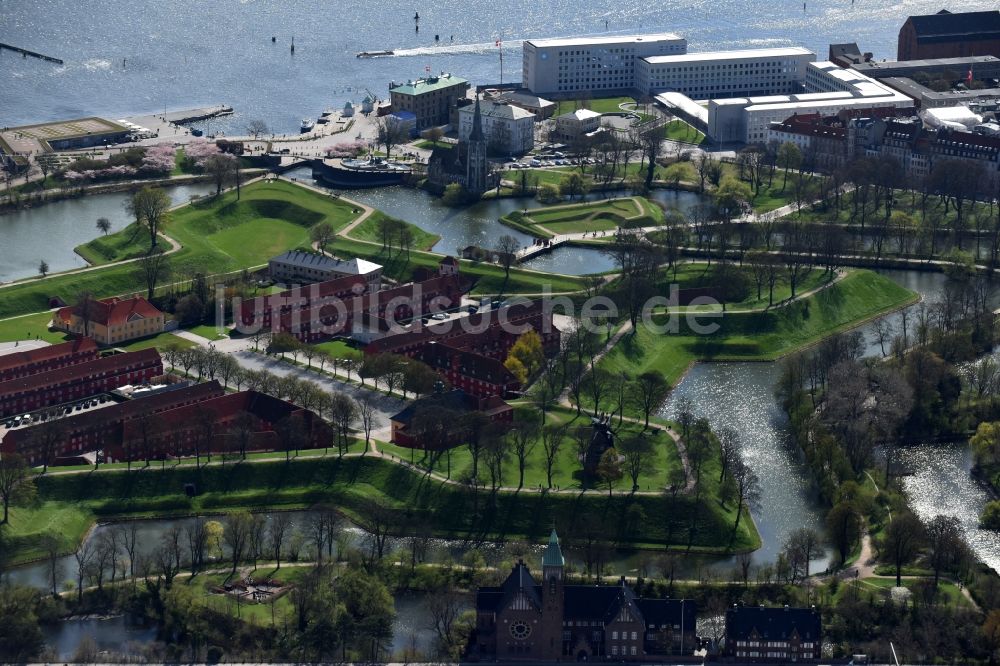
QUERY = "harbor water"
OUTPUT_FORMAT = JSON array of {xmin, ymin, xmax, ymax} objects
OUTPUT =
[{"xmin": 3, "ymin": 0, "xmax": 997, "ymax": 134}]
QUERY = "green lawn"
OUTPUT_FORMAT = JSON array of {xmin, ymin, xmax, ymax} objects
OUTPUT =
[
  {"xmin": 0, "ymin": 311, "xmax": 69, "ymax": 344},
  {"xmin": 0, "ymin": 180, "xmax": 365, "ymax": 320},
  {"xmin": 503, "ymin": 196, "xmax": 663, "ymax": 237},
  {"xmin": 116, "ymin": 331, "xmax": 197, "ymax": 352},
  {"xmin": 663, "ymin": 119, "xmax": 706, "ymax": 145},
  {"xmin": 600, "ymin": 269, "xmax": 917, "ymax": 385},
  {"xmin": 182, "ymin": 324, "xmax": 230, "ymax": 341},
  {"xmin": 12, "ymin": 453, "xmax": 759, "ymax": 569},
  {"xmin": 379, "ymin": 405, "xmax": 683, "ymax": 493},
  {"xmin": 312, "ymin": 338, "xmax": 362, "ymax": 360},
  {"xmin": 553, "ymin": 96, "xmax": 636, "ymax": 116},
  {"xmin": 835, "ymin": 577, "xmax": 973, "ymax": 608},
  {"xmin": 346, "ymin": 211, "xmax": 440, "ymax": 251}
]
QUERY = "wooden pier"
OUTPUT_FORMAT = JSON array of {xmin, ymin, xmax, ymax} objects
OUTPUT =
[{"xmin": 0, "ymin": 43, "xmax": 63, "ymax": 64}]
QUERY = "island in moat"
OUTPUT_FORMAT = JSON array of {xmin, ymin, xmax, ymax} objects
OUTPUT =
[{"xmin": 4, "ymin": 7, "xmax": 1000, "ymax": 665}]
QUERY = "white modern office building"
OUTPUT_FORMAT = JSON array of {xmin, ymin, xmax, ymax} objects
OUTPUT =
[
  {"xmin": 636, "ymin": 47, "xmax": 815, "ymax": 98},
  {"xmin": 656, "ymin": 60, "xmax": 914, "ymax": 144},
  {"xmin": 458, "ymin": 100, "xmax": 536, "ymax": 155},
  {"xmin": 522, "ymin": 33, "xmax": 687, "ymax": 97}
]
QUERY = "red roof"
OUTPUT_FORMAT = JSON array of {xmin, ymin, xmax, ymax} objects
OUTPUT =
[
  {"xmin": 0, "ymin": 337, "xmax": 98, "ymax": 375},
  {"xmin": 0, "ymin": 348, "xmax": 162, "ymax": 399},
  {"xmin": 440, "ymin": 255, "xmax": 459, "ymax": 265},
  {"xmin": 58, "ymin": 296, "xmax": 163, "ymax": 328}
]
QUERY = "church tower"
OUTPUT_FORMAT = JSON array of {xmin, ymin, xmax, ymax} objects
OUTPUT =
[
  {"xmin": 540, "ymin": 528, "xmax": 565, "ymax": 659},
  {"xmin": 465, "ymin": 95, "xmax": 489, "ymax": 195}
]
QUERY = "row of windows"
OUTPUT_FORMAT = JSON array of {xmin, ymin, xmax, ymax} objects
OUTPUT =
[
  {"xmin": 610, "ymin": 645, "xmax": 638, "ymax": 656},
  {"xmin": 610, "ymin": 631, "xmax": 638, "ymax": 640}
]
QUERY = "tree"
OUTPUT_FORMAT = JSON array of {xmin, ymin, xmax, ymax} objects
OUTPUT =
[
  {"xmin": 441, "ymin": 182, "xmax": 469, "ymax": 207},
  {"xmin": 559, "ymin": 171, "xmax": 591, "ymax": 200},
  {"xmin": 185, "ymin": 518, "xmax": 209, "ymax": 575},
  {"xmin": 495, "ymin": 235, "xmax": 520, "ymax": 283},
  {"xmin": 96, "ymin": 217, "xmax": 111, "ymax": 236},
  {"xmin": 28, "ymin": 418, "xmax": 66, "ymax": 473},
  {"xmin": 730, "ymin": 457, "xmax": 761, "ymax": 533},
  {"xmin": 596, "ymin": 448, "xmax": 622, "ymax": 496},
  {"xmin": 310, "ymin": 221, "xmax": 336, "ymax": 254},
  {"xmin": 73, "ymin": 540, "xmax": 94, "ymax": 604},
  {"xmin": 783, "ymin": 527, "xmax": 824, "ymax": 580},
  {"xmin": 506, "ymin": 330, "xmax": 545, "ymax": 380},
  {"xmin": 0, "ymin": 454, "xmax": 31, "ymax": 524},
  {"xmin": 224, "ymin": 510, "xmax": 254, "ymax": 574},
  {"xmin": 134, "ymin": 245, "xmax": 170, "ymax": 300},
  {"xmin": 714, "ymin": 175, "xmax": 752, "ymax": 221},
  {"xmin": 619, "ymin": 435, "xmax": 653, "ymax": 491},
  {"xmin": 539, "ymin": 424, "xmax": 566, "ymax": 489},
  {"xmin": 776, "ymin": 141, "xmax": 802, "ymax": 192},
  {"xmin": 355, "ymin": 395, "xmax": 377, "ymax": 453},
  {"xmin": 629, "ymin": 370, "xmax": 668, "ymax": 429},
  {"xmin": 509, "ymin": 414, "xmax": 540, "ymax": 489},
  {"xmin": 925, "ymin": 514, "xmax": 966, "ymax": 588},
  {"xmin": 826, "ymin": 501, "xmax": 862, "ymax": 564},
  {"xmin": 375, "ymin": 115, "xmax": 407, "ymax": 159},
  {"xmin": 883, "ymin": 512, "xmax": 925, "ymax": 587},
  {"xmin": 37, "ymin": 260, "xmax": 48, "ymax": 277},
  {"xmin": 247, "ymin": 119, "xmax": 269, "ymax": 139},
  {"xmin": 428, "ymin": 590, "xmax": 466, "ymax": 657},
  {"xmin": 203, "ymin": 153, "xmax": 237, "ymax": 196},
  {"xmin": 127, "ymin": 186, "xmax": 171, "ymax": 250}
]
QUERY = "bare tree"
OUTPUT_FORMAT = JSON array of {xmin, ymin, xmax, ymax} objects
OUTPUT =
[
  {"xmin": 730, "ymin": 457, "xmax": 761, "ymax": 533},
  {"xmin": 356, "ymin": 395, "xmax": 377, "ymax": 453},
  {"xmin": 73, "ymin": 540, "xmax": 95, "ymax": 603},
  {"xmin": 495, "ymin": 235, "xmax": 520, "ymax": 284},
  {"xmin": 540, "ymin": 424, "xmax": 567, "ymax": 489},
  {"xmin": 509, "ymin": 417, "xmax": 540, "ymax": 489},
  {"xmin": 224, "ymin": 511, "xmax": 254, "ymax": 575},
  {"xmin": 134, "ymin": 246, "xmax": 170, "ymax": 301},
  {"xmin": 269, "ymin": 512, "xmax": 292, "ymax": 569},
  {"xmin": 0, "ymin": 453, "xmax": 30, "ymax": 524},
  {"xmin": 375, "ymin": 115, "xmax": 408, "ymax": 159},
  {"xmin": 247, "ymin": 119, "xmax": 269, "ymax": 139},
  {"xmin": 126, "ymin": 186, "xmax": 171, "ymax": 250}
]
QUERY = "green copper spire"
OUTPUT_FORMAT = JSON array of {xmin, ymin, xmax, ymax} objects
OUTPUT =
[{"xmin": 542, "ymin": 528, "xmax": 564, "ymax": 568}]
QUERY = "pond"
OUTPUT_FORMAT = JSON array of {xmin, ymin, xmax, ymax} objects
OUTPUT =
[
  {"xmin": 0, "ymin": 182, "xmax": 215, "ymax": 282},
  {"xmin": 658, "ymin": 269, "xmax": 967, "ymax": 574}
]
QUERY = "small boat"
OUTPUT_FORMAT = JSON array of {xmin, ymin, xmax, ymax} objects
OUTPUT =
[
  {"xmin": 320, "ymin": 108, "xmax": 334, "ymax": 117},
  {"xmin": 356, "ymin": 50, "xmax": 394, "ymax": 58},
  {"xmin": 300, "ymin": 118, "xmax": 315, "ymax": 133}
]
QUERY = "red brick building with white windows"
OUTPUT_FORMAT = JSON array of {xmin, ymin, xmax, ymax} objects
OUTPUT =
[
  {"xmin": 0, "ymin": 348, "xmax": 163, "ymax": 419},
  {"xmin": 0, "ymin": 338, "xmax": 99, "ymax": 382}
]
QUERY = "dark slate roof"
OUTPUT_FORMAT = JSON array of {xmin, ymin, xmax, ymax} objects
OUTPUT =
[
  {"xmin": 725, "ymin": 606, "xmax": 821, "ymax": 642},
  {"xmin": 635, "ymin": 598, "xmax": 696, "ymax": 627},
  {"xmin": 907, "ymin": 10, "xmax": 1000, "ymax": 42},
  {"xmin": 389, "ymin": 388, "xmax": 476, "ymax": 426}
]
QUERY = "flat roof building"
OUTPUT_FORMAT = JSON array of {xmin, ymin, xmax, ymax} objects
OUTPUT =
[
  {"xmin": 705, "ymin": 61, "xmax": 913, "ymax": 144},
  {"xmin": 636, "ymin": 46, "xmax": 814, "ymax": 99},
  {"xmin": 522, "ymin": 33, "xmax": 687, "ymax": 97},
  {"xmin": 389, "ymin": 73, "xmax": 470, "ymax": 130}
]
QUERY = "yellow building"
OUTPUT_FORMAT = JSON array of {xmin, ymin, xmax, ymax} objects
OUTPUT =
[{"xmin": 54, "ymin": 296, "xmax": 165, "ymax": 346}]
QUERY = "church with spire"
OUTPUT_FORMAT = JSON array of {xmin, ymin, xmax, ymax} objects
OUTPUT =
[
  {"xmin": 426, "ymin": 95, "xmax": 498, "ymax": 197},
  {"xmin": 472, "ymin": 530, "xmax": 697, "ymax": 661}
]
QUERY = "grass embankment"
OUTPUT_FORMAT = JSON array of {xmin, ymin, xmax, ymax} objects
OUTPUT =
[
  {"xmin": 0, "ymin": 181, "xmax": 363, "ymax": 320},
  {"xmin": 663, "ymin": 119, "xmax": 706, "ymax": 145},
  {"xmin": 2, "ymin": 453, "xmax": 759, "ymax": 567},
  {"xmin": 345, "ymin": 211, "xmax": 440, "ymax": 251},
  {"xmin": 75, "ymin": 225, "xmax": 163, "ymax": 265},
  {"xmin": 834, "ymin": 577, "xmax": 974, "ymax": 609},
  {"xmin": 600, "ymin": 269, "xmax": 918, "ymax": 385},
  {"xmin": 502, "ymin": 197, "xmax": 664, "ymax": 238},
  {"xmin": 379, "ymin": 405, "xmax": 683, "ymax": 493}
]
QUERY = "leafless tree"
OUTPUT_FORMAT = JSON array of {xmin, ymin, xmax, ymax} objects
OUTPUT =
[
  {"xmin": 269, "ymin": 512, "xmax": 292, "ymax": 569},
  {"xmin": 355, "ymin": 395, "xmax": 377, "ymax": 453},
  {"xmin": 134, "ymin": 245, "xmax": 170, "ymax": 301}
]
